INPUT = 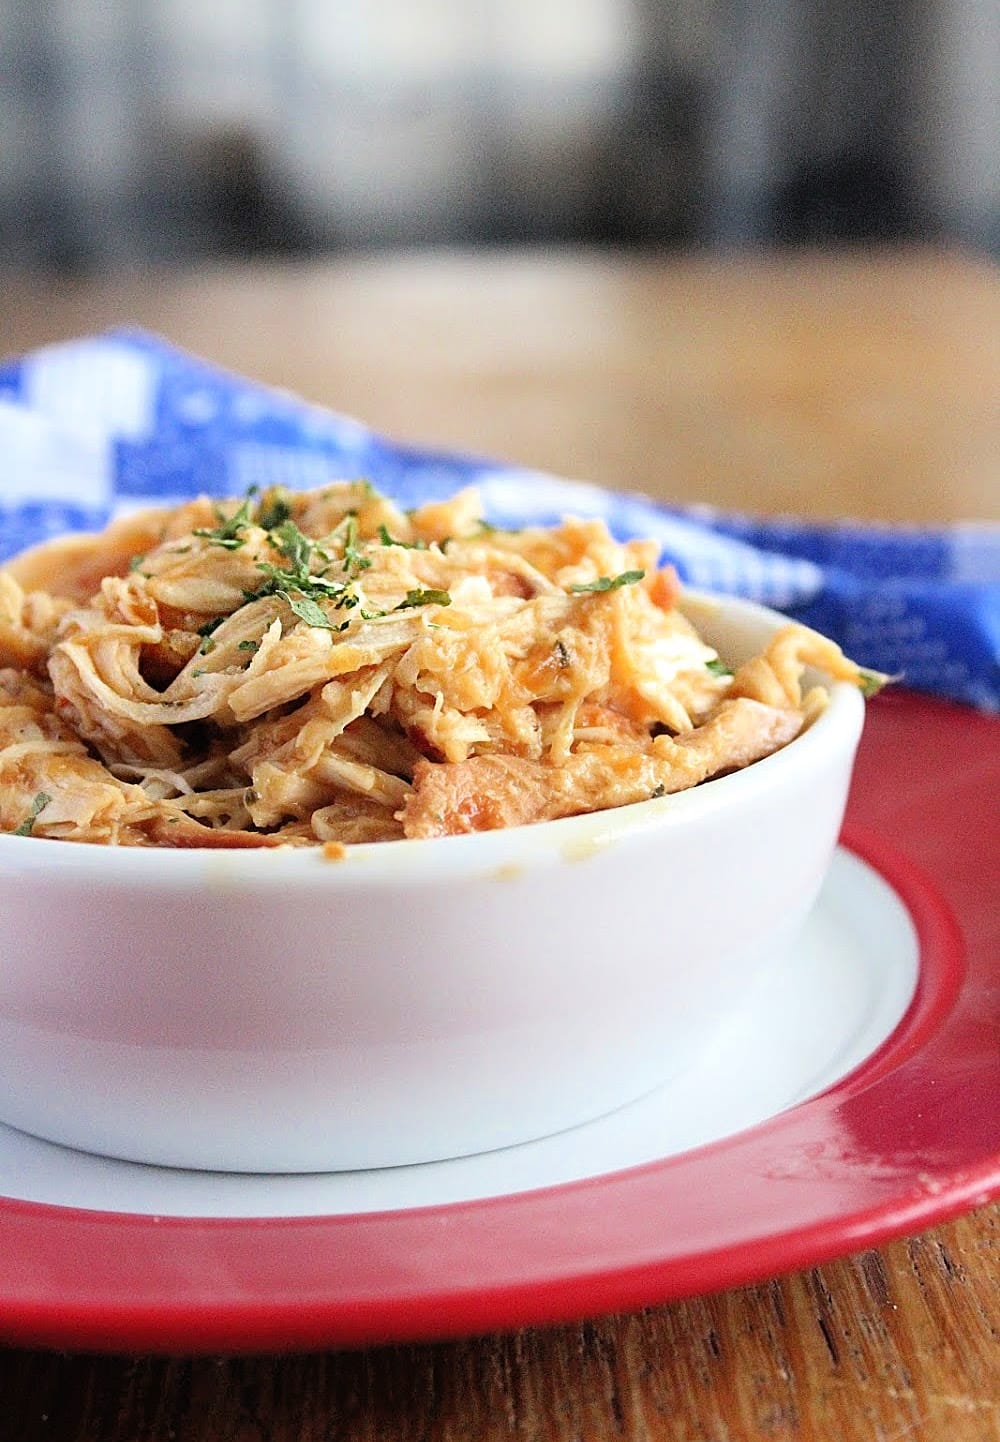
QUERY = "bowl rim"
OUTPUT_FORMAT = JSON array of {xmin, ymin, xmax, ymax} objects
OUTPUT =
[{"xmin": 0, "ymin": 591, "xmax": 865, "ymax": 890}]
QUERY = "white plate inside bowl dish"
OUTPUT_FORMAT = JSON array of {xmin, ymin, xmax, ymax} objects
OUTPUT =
[{"xmin": 0, "ymin": 846, "xmax": 917, "ymax": 1219}]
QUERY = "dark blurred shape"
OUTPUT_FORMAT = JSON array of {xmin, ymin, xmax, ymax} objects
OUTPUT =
[
  {"xmin": 169, "ymin": 126, "xmax": 315, "ymax": 258},
  {"xmin": 773, "ymin": 151, "xmax": 915, "ymax": 244},
  {"xmin": 471, "ymin": 70, "xmax": 704, "ymax": 247},
  {"xmin": 598, "ymin": 69, "xmax": 707, "ymax": 245}
]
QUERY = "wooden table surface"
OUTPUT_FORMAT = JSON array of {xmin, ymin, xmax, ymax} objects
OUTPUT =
[{"xmin": 1, "ymin": 247, "xmax": 998, "ymax": 1441}]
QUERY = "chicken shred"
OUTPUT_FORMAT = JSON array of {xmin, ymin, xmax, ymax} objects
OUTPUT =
[{"xmin": 0, "ymin": 482, "xmax": 879, "ymax": 846}]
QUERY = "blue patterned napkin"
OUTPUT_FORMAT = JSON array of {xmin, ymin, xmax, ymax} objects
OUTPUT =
[{"xmin": 1, "ymin": 330, "xmax": 996, "ymax": 710}]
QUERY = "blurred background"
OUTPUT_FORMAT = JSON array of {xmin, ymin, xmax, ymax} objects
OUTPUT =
[{"xmin": 0, "ymin": 0, "xmax": 997, "ymax": 271}]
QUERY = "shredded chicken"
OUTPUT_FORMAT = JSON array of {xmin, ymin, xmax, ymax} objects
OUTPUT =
[{"xmin": 0, "ymin": 481, "xmax": 880, "ymax": 846}]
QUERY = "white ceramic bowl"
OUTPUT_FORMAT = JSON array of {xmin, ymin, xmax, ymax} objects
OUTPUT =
[{"xmin": 0, "ymin": 593, "xmax": 864, "ymax": 1173}]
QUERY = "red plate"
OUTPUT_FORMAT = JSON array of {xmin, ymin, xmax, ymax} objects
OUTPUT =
[{"xmin": 0, "ymin": 690, "xmax": 997, "ymax": 1354}]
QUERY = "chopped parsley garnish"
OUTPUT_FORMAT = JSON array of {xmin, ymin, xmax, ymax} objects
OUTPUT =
[
  {"xmin": 193, "ymin": 498, "xmax": 255, "ymax": 549},
  {"xmin": 15, "ymin": 791, "xmax": 51, "ymax": 836},
  {"xmin": 254, "ymin": 561, "xmax": 344, "ymax": 598},
  {"xmin": 268, "ymin": 518, "xmax": 314, "ymax": 575},
  {"xmin": 180, "ymin": 487, "xmax": 464, "ymax": 637},
  {"xmin": 342, "ymin": 515, "xmax": 372, "ymax": 575},
  {"xmin": 394, "ymin": 588, "xmax": 452, "ymax": 610},
  {"xmin": 706, "ymin": 658, "xmax": 734, "ymax": 677},
  {"xmin": 858, "ymin": 669, "xmax": 888, "ymax": 698},
  {"xmin": 255, "ymin": 488, "xmax": 293, "ymax": 530},
  {"xmin": 476, "ymin": 519, "xmax": 519, "ymax": 536},
  {"xmin": 280, "ymin": 594, "xmax": 349, "ymax": 632},
  {"xmin": 569, "ymin": 570, "xmax": 645, "ymax": 594},
  {"xmin": 378, "ymin": 524, "xmax": 427, "ymax": 550},
  {"xmin": 250, "ymin": 519, "xmax": 355, "ymax": 627},
  {"xmin": 128, "ymin": 554, "xmax": 147, "ymax": 574},
  {"xmin": 198, "ymin": 636, "xmax": 216, "ymax": 655},
  {"xmin": 237, "ymin": 639, "xmax": 260, "ymax": 652}
]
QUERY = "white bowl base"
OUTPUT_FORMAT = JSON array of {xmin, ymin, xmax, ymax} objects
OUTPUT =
[{"xmin": 0, "ymin": 848, "xmax": 917, "ymax": 1219}]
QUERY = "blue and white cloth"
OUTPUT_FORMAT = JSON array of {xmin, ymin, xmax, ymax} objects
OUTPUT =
[{"xmin": 1, "ymin": 330, "xmax": 997, "ymax": 710}]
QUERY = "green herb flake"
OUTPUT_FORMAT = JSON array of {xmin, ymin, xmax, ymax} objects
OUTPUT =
[
  {"xmin": 341, "ymin": 515, "xmax": 372, "ymax": 575},
  {"xmin": 234, "ymin": 493, "xmax": 383, "ymax": 623},
  {"xmin": 199, "ymin": 636, "xmax": 216, "ymax": 655},
  {"xmin": 14, "ymin": 791, "xmax": 52, "ymax": 837},
  {"xmin": 279, "ymin": 592, "xmax": 349, "ymax": 632},
  {"xmin": 651, "ymin": 783, "xmax": 666, "ymax": 799},
  {"xmin": 394, "ymin": 588, "xmax": 452, "ymax": 610},
  {"xmin": 858, "ymin": 668, "xmax": 890, "ymax": 698},
  {"xmin": 268, "ymin": 518, "xmax": 313, "ymax": 574},
  {"xmin": 476, "ymin": 519, "xmax": 519, "ymax": 537},
  {"xmin": 193, "ymin": 497, "xmax": 255, "ymax": 550},
  {"xmin": 128, "ymin": 554, "xmax": 147, "ymax": 574},
  {"xmin": 237, "ymin": 639, "xmax": 260, "ymax": 652},
  {"xmin": 706, "ymin": 658, "xmax": 734, "ymax": 678},
  {"xmin": 255, "ymin": 488, "xmax": 293, "ymax": 530},
  {"xmin": 569, "ymin": 569, "xmax": 645, "ymax": 595},
  {"xmin": 254, "ymin": 563, "xmax": 346, "ymax": 601},
  {"xmin": 252, "ymin": 518, "xmax": 356, "ymax": 607},
  {"xmin": 378, "ymin": 524, "xmax": 427, "ymax": 550}
]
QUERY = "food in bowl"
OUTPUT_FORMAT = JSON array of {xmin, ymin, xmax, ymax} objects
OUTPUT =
[
  {"xmin": 0, "ymin": 482, "xmax": 882, "ymax": 1171},
  {"xmin": 0, "ymin": 481, "xmax": 879, "ymax": 850}
]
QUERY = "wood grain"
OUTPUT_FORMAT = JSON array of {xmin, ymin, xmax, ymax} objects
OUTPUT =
[
  {"xmin": 0, "ymin": 247, "xmax": 997, "ymax": 1440},
  {"xmin": 3, "ymin": 247, "xmax": 999, "ymax": 522}
]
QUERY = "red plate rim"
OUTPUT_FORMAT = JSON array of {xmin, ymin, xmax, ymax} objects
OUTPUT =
[{"xmin": 0, "ymin": 696, "xmax": 998, "ymax": 1354}]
